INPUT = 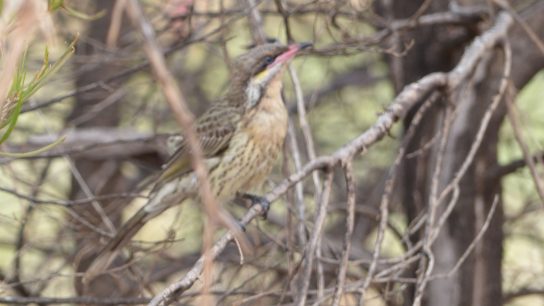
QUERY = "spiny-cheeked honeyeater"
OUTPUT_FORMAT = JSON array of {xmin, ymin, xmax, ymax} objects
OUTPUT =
[{"xmin": 86, "ymin": 41, "xmax": 311, "ymax": 276}]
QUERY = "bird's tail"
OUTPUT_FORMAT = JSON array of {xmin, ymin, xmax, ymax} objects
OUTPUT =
[
  {"xmin": 84, "ymin": 207, "xmax": 150, "ymax": 279},
  {"xmin": 84, "ymin": 181, "xmax": 189, "ymax": 282}
]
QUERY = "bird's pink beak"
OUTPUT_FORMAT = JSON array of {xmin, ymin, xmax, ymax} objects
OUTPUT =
[{"xmin": 272, "ymin": 42, "xmax": 312, "ymax": 66}]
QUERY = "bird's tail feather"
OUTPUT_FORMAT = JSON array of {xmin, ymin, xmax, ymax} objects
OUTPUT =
[
  {"xmin": 84, "ymin": 185, "xmax": 187, "ymax": 282},
  {"xmin": 83, "ymin": 207, "xmax": 152, "ymax": 282}
]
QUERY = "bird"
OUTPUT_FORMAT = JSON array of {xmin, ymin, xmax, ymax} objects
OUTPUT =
[{"xmin": 84, "ymin": 41, "xmax": 312, "ymax": 278}]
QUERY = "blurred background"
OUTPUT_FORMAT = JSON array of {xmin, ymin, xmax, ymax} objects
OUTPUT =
[{"xmin": 0, "ymin": 0, "xmax": 543, "ymax": 305}]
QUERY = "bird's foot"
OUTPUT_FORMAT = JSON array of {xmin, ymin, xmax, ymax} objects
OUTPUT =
[{"xmin": 240, "ymin": 193, "xmax": 270, "ymax": 219}]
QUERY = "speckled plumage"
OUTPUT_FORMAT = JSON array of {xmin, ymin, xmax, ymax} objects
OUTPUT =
[
  {"xmin": 156, "ymin": 68, "xmax": 288, "ymax": 202},
  {"xmin": 209, "ymin": 71, "xmax": 288, "ymax": 199},
  {"xmin": 157, "ymin": 42, "xmax": 290, "ymax": 187},
  {"xmin": 86, "ymin": 42, "xmax": 298, "ymax": 276}
]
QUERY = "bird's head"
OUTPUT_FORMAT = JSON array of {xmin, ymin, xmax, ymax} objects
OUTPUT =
[{"xmin": 228, "ymin": 41, "xmax": 311, "ymax": 110}]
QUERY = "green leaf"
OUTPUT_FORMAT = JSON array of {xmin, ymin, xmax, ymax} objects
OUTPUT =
[
  {"xmin": 0, "ymin": 135, "xmax": 66, "ymax": 157},
  {"xmin": 0, "ymin": 94, "xmax": 25, "ymax": 144},
  {"xmin": 0, "ymin": 35, "xmax": 77, "ymax": 142},
  {"xmin": 48, "ymin": 0, "xmax": 64, "ymax": 11},
  {"xmin": 62, "ymin": 4, "xmax": 106, "ymax": 21},
  {"xmin": 21, "ymin": 36, "xmax": 76, "ymax": 103}
]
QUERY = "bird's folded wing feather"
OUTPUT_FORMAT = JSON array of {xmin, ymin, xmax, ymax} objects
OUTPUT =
[{"xmin": 156, "ymin": 104, "xmax": 241, "ymax": 184}]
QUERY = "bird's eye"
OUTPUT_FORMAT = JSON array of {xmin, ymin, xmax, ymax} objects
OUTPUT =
[{"xmin": 264, "ymin": 56, "xmax": 274, "ymax": 65}]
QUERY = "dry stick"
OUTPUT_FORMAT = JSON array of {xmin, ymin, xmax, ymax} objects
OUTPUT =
[
  {"xmin": 289, "ymin": 66, "xmax": 323, "ymax": 203},
  {"xmin": 492, "ymin": 152, "xmax": 544, "ymax": 178},
  {"xmin": 365, "ymin": 96, "xmax": 440, "ymax": 287},
  {"xmin": 69, "ymin": 89, "xmax": 127, "ymax": 126},
  {"xmin": 286, "ymin": 122, "xmax": 307, "ymax": 245},
  {"xmin": 0, "ymin": 296, "xmax": 149, "ymax": 305},
  {"xmin": 506, "ymin": 88, "xmax": 544, "ymax": 204},
  {"xmin": 218, "ymin": 0, "xmax": 233, "ymax": 72},
  {"xmin": 427, "ymin": 104, "xmax": 455, "ymax": 232},
  {"xmin": 10, "ymin": 162, "xmax": 52, "ymax": 298},
  {"xmin": 284, "ymin": 121, "xmax": 308, "ymax": 304},
  {"xmin": 331, "ymin": 159, "xmax": 356, "ymax": 306},
  {"xmin": 360, "ymin": 118, "xmax": 438, "ymax": 304},
  {"xmin": 313, "ymin": 228, "xmax": 325, "ymax": 303},
  {"xmin": 313, "ymin": 8, "xmax": 486, "ymax": 57},
  {"xmin": 295, "ymin": 171, "xmax": 335, "ymax": 306},
  {"xmin": 495, "ymin": 0, "xmax": 544, "ymax": 56},
  {"xmin": 357, "ymin": 166, "xmax": 392, "ymax": 305},
  {"xmin": 412, "ymin": 103, "xmax": 455, "ymax": 306},
  {"xmin": 148, "ymin": 12, "xmax": 512, "ymax": 305},
  {"xmin": 289, "ymin": 66, "xmax": 325, "ymax": 304},
  {"xmin": 61, "ymin": 207, "xmax": 114, "ymax": 237},
  {"xmin": 125, "ymin": 1, "xmax": 222, "ymax": 305},
  {"xmin": 358, "ymin": 91, "xmax": 442, "ymax": 304},
  {"xmin": 65, "ymin": 157, "xmax": 117, "ymax": 234},
  {"xmin": 398, "ymin": 92, "xmax": 443, "ymax": 240},
  {"xmin": 2, "ymin": 129, "xmax": 164, "ymax": 162},
  {"xmin": 504, "ymin": 288, "xmax": 544, "ymax": 304},
  {"xmin": 374, "ymin": 256, "xmax": 421, "ymax": 283},
  {"xmin": 434, "ymin": 196, "xmax": 499, "ymax": 279},
  {"xmin": 373, "ymin": 241, "xmax": 424, "ymax": 277},
  {"xmin": 408, "ymin": 0, "xmax": 434, "ymax": 22},
  {"xmin": 148, "ymin": 203, "xmax": 266, "ymax": 306},
  {"xmin": 106, "ymin": 0, "xmax": 128, "ymax": 49},
  {"xmin": 412, "ymin": 100, "xmax": 457, "ymax": 304},
  {"xmin": 246, "ymin": 0, "xmax": 267, "ymax": 44},
  {"xmin": 0, "ymin": 186, "xmax": 144, "ymax": 207},
  {"xmin": 274, "ymin": 0, "xmax": 293, "ymax": 42}
]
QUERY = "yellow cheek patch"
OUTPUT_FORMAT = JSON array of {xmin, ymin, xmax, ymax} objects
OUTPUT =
[{"xmin": 254, "ymin": 69, "xmax": 268, "ymax": 82}]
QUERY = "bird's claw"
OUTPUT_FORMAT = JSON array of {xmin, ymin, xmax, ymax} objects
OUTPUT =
[
  {"xmin": 241, "ymin": 193, "xmax": 270, "ymax": 220},
  {"xmin": 237, "ymin": 222, "xmax": 247, "ymax": 232}
]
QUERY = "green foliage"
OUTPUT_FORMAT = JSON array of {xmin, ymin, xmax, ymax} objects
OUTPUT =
[
  {"xmin": 48, "ymin": 0, "xmax": 106, "ymax": 20},
  {"xmin": 47, "ymin": 0, "xmax": 64, "ymax": 11},
  {"xmin": 0, "ymin": 37, "xmax": 76, "ymax": 156}
]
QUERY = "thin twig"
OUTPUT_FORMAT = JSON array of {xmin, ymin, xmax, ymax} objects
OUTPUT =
[
  {"xmin": 295, "ymin": 171, "xmax": 334, "ymax": 306},
  {"xmin": 331, "ymin": 159, "xmax": 356, "ymax": 306},
  {"xmin": 505, "ymin": 84, "xmax": 544, "ymax": 204}
]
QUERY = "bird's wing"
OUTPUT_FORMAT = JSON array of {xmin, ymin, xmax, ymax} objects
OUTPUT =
[
  {"xmin": 157, "ymin": 104, "xmax": 241, "ymax": 184},
  {"xmin": 85, "ymin": 105, "xmax": 240, "ymax": 279}
]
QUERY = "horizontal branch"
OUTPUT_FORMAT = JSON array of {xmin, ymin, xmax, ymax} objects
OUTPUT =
[
  {"xmin": 503, "ymin": 288, "xmax": 544, "ymax": 303},
  {"xmin": 491, "ymin": 151, "xmax": 544, "ymax": 178},
  {"xmin": 0, "ymin": 296, "xmax": 149, "ymax": 305},
  {"xmin": 1, "ymin": 128, "xmax": 170, "ymax": 162}
]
